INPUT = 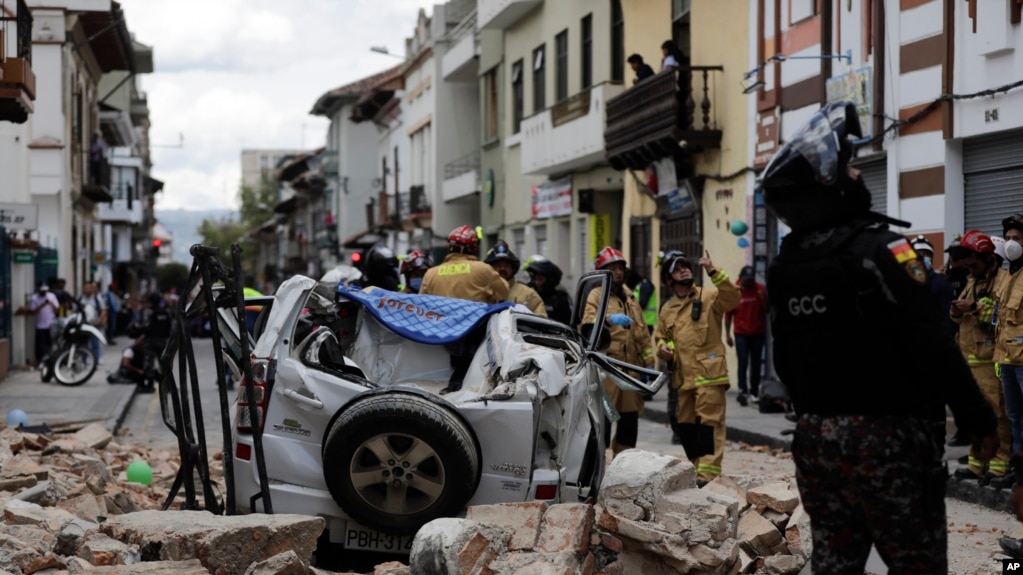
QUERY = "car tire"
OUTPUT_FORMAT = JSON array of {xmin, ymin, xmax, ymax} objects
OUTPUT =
[{"xmin": 323, "ymin": 393, "xmax": 480, "ymax": 535}]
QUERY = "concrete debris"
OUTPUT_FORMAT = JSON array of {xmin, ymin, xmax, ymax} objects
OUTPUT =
[
  {"xmin": 0, "ymin": 426, "xmax": 813, "ymax": 575},
  {"xmin": 402, "ymin": 451, "xmax": 812, "ymax": 575}
]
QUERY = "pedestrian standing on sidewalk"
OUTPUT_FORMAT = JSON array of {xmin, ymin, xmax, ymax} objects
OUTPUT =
[
  {"xmin": 654, "ymin": 250, "xmax": 739, "ymax": 485},
  {"xmin": 105, "ymin": 283, "xmax": 120, "ymax": 344},
  {"xmin": 947, "ymin": 231, "xmax": 1014, "ymax": 488},
  {"xmin": 761, "ymin": 101, "xmax": 998, "ymax": 574},
  {"xmin": 724, "ymin": 265, "xmax": 768, "ymax": 407},
  {"xmin": 28, "ymin": 283, "xmax": 59, "ymax": 366},
  {"xmin": 581, "ymin": 247, "xmax": 653, "ymax": 457},
  {"xmin": 997, "ymin": 214, "xmax": 1023, "ymax": 457},
  {"xmin": 78, "ymin": 281, "xmax": 107, "ymax": 365}
]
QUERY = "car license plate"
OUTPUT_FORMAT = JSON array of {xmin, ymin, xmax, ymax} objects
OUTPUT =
[{"xmin": 342, "ymin": 521, "xmax": 415, "ymax": 553}]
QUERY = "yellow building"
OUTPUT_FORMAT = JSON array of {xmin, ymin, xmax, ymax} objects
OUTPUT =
[{"xmin": 606, "ymin": 0, "xmax": 751, "ymax": 372}]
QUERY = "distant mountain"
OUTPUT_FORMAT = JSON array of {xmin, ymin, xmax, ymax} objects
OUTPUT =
[{"xmin": 155, "ymin": 208, "xmax": 238, "ymax": 264}]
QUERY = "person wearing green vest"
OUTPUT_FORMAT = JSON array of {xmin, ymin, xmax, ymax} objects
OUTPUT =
[{"xmin": 626, "ymin": 270, "xmax": 657, "ymax": 335}]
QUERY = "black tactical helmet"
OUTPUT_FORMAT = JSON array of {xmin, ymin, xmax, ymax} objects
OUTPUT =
[
  {"xmin": 659, "ymin": 250, "xmax": 690, "ymax": 284},
  {"xmin": 484, "ymin": 240, "xmax": 521, "ymax": 274},
  {"xmin": 524, "ymin": 255, "xmax": 563, "ymax": 288},
  {"xmin": 759, "ymin": 101, "xmax": 872, "ymax": 232},
  {"xmin": 363, "ymin": 243, "xmax": 400, "ymax": 291}
]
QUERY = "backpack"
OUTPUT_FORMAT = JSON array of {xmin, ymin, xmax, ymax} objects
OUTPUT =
[{"xmin": 758, "ymin": 377, "xmax": 792, "ymax": 414}]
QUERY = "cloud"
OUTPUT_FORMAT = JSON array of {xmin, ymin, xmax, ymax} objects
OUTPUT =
[{"xmin": 118, "ymin": 0, "xmax": 438, "ymax": 211}]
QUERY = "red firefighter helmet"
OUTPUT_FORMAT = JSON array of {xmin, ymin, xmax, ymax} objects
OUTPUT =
[
  {"xmin": 959, "ymin": 230, "xmax": 995, "ymax": 255},
  {"xmin": 400, "ymin": 250, "xmax": 433, "ymax": 275},
  {"xmin": 448, "ymin": 225, "xmax": 480, "ymax": 254},
  {"xmin": 594, "ymin": 246, "xmax": 626, "ymax": 270}
]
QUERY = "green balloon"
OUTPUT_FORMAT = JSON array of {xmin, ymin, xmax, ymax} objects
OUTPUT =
[
  {"xmin": 126, "ymin": 460, "xmax": 153, "ymax": 486},
  {"xmin": 730, "ymin": 220, "xmax": 749, "ymax": 236}
]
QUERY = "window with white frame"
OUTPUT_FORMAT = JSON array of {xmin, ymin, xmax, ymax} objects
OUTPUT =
[
  {"xmin": 534, "ymin": 224, "xmax": 548, "ymax": 258},
  {"xmin": 512, "ymin": 228, "xmax": 526, "ymax": 262},
  {"xmin": 790, "ymin": 0, "xmax": 817, "ymax": 23}
]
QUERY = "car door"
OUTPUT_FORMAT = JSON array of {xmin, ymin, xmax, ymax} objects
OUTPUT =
[{"xmin": 571, "ymin": 270, "xmax": 612, "ymax": 352}]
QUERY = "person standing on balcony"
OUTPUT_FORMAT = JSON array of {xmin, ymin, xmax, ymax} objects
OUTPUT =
[
  {"xmin": 660, "ymin": 40, "xmax": 684, "ymax": 71},
  {"xmin": 627, "ymin": 54, "xmax": 655, "ymax": 85},
  {"xmin": 89, "ymin": 131, "xmax": 106, "ymax": 186}
]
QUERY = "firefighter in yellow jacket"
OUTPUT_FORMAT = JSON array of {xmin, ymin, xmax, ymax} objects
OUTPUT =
[
  {"xmin": 420, "ymin": 225, "xmax": 509, "ymax": 304},
  {"xmin": 421, "ymin": 225, "xmax": 509, "ymax": 393},
  {"xmin": 582, "ymin": 247, "xmax": 654, "ymax": 456},
  {"xmin": 484, "ymin": 240, "xmax": 547, "ymax": 316},
  {"xmin": 654, "ymin": 250, "xmax": 740, "ymax": 484},
  {"xmin": 948, "ymin": 230, "xmax": 1014, "ymax": 487}
]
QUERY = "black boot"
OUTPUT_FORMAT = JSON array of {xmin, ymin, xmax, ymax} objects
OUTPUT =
[
  {"xmin": 1000, "ymin": 537, "xmax": 1023, "ymax": 560},
  {"xmin": 953, "ymin": 467, "xmax": 981, "ymax": 481},
  {"xmin": 987, "ymin": 473, "xmax": 1016, "ymax": 490},
  {"xmin": 736, "ymin": 392, "xmax": 748, "ymax": 407}
]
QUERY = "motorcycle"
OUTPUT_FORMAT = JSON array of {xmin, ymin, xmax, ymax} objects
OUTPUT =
[{"xmin": 40, "ymin": 312, "xmax": 107, "ymax": 386}]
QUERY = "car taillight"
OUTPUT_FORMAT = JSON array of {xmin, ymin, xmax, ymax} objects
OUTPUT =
[
  {"xmin": 236, "ymin": 442, "xmax": 251, "ymax": 461},
  {"xmin": 236, "ymin": 356, "xmax": 270, "ymax": 433},
  {"xmin": 535, "ymin": 485, "xmax": 558, "ymax": 500}
]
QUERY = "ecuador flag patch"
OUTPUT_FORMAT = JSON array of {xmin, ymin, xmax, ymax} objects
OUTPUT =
[{"xmin": 887, "ymin": 239, "xmax": 917, "ymax": 264}]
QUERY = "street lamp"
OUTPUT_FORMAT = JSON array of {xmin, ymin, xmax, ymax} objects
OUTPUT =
[
  {"xmin": 742, "ymin": 49, "xmax": 854, "ymax": 94},
  {"xmin": 370, "ymin": 46, "xmax": 405, "ymax": 60}
]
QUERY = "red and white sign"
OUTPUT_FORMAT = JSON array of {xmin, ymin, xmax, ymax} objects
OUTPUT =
[{"xmin": 531, "ymin": 177, "xmax": 573, "ymax": 219}]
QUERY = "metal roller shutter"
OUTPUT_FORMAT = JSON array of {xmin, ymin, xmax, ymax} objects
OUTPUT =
[
  {"xmin": 964, "ymin": 129, "xmax": 1023, "ymax": 238},
  {"xmin": 964, "ymin": 169, "xmax": 1023, "ymax": 238},
  {"xmin": 851, "ymin": 154, "xmax": 887, "ymax": 215}
]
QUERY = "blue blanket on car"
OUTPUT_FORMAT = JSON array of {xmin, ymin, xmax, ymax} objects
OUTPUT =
[{"xmin": 337, "ymin": 285, "xmax": 514, "ymax": 345}]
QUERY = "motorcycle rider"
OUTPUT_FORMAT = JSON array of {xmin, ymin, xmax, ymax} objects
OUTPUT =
[
  {"xmin": 761, "ymin": 100, "xmax": 997, "ymax": 574},
  {"xmin": 485, "ymin": 241, "xmax": 546, "ymax": 316},
  {"xmin": 947, "ymin": 230, "xmax": 1014, "ymax": 488},
  {"xmin": 525, "ymin": 255, "xmax": 572, "ymax": 324},
  {"xmin": 358, "ymin": 243, "xmax": 401, "ymax": 292},
  {"xmin": 654, "ymin": 249, "xmax": 739, "ymax": 485},
  {"xmin": 420, "ymin": 225, "xmax": 509, "ymax": 393},
  {"xmin": 581, "ymin": 246, "xmax": 654, "ymax": 457},
  {"xmin": 400, "ymin": 250, "xmax": 433, "ymax": 294}
]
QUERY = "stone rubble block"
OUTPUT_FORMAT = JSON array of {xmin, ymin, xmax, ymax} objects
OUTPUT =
[
  {"xmin": 736, "ymin": 509, "xmax": 783, "ymax": 557},
  {"xmin": 537, "ymin": 504, "xmax": 593, "ymax": 554},
  {"xmin": 783, "ymin": 505, "xmax": 812, "ymax": 559},
  {"xmin": 746, "ymin": 482, "xmax": 799, "ymax": 514},
  {"xmin": 98, "ymin": 510, "xmax": 324, "ymax": 575},
  {"xmin": 3, "ymin": 500, "xmax": 78, "ymax": 532},
  {"xmin": 77, "ymin": 532, "xmax": 140, "ymax": 566},
  {"xmin": 57, "ymin": 493, "xmax": 107, "ymax": 523},
  {"xmin": 242, "ymin": 550, "xmax": 306, "ymax": 575},
  {"xmin": 465, "ymin": 501, "xmax": 547, "ymax": 551},
  {"xmin": 653, "ymin": 488, "xmax": 738, "ymax": 544},
  {"xmin": 764, "ymin": 553, "xmax": 805, "ymax": 575},
  {"xmin": 598, "ymin": 451, "xmax": 697, "ymax": 516},
  {"xmin": 56, "ymin": 517, "xmax": 98, "ymax": 557},
  {"xmin": 702, "ymin": 475, "xmax": 749, "ymax": 513},
  {"xmin": 760, "ymin": 509, "xmax": 790, "ymax": 530},
  {"xmin": 66, "ymin": 556, "xmax": 209, "ymax": 574},
  {"xmin": 72, "ymin": 424, "xmax": 113, "ymax": 451},
  {"xmin": 487, "ymin": 550, "xmax": 583, "ymax": 575},
  {"xmin": 409, "ymin": 517, "xmax": 510, "ymax": 575},
  {"xmin": 370, "ymin": 561, "xmax": 411, "ymax": 575}
]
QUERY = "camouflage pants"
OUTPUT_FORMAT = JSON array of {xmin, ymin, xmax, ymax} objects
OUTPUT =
[{"xmin": 793, "ymin": 414, "xmax": 947, "ymax": 575}]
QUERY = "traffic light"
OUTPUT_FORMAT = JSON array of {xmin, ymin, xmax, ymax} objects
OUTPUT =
[
  {"xmin": 350, "ymin": 251, "xmax": 362, "ymax": 266},
  {"xmin": 150, "ymin": 238, "xmax": 162, "ymax": 260}
]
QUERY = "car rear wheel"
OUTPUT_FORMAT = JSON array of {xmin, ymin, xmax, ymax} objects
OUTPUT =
[{"xmin": 323, "ymin": 393, "xmax": 480, "ymax": 535}]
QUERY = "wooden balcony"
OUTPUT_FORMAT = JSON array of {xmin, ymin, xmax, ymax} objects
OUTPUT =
[
  {"xmin": 0, "ymin": 57, "xmax": 35, "ymax": 124},
  {"xmin": 604, "ymin": 66, "xmax": 723, "ymax": 171}
]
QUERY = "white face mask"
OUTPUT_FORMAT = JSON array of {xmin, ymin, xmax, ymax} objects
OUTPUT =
[{"xmin": 1006, "ymin": 239, "xmax": 1023, "ymax": 262}]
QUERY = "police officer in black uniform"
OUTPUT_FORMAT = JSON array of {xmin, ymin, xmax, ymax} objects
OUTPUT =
[
  {"xmin": 141, "ymin": 292, "xmax": 172, "ymax": 393},
  {"xmin": 761, "ymin": 101, "xmax": 998, "ymax": 574},
  {"xmin": 357, "ymin": 243, "xmax": 401, "ymax": 292}
]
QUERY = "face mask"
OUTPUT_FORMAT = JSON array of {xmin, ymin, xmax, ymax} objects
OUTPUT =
[
  {"xmin": 922, "ymin": 256, "xmax": 933, "ymax": 271},
  {"xmin": 409, "ymin": 278, "xmax": 423, "ymax": 291},
  {"xmin": 1006, "ymin": 240, "xmax": 1023, "ymax": 262}
]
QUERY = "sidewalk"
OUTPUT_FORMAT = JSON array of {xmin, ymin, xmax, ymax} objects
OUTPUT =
[
  {"xmin": 0, "ymin": 339, "xmax": 137, "ymax": 435},
  {"xmin": 641, "ymin": 384, "xmax": 1013, "ymax": 514}
]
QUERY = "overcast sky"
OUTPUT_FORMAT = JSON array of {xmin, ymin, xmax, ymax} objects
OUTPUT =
[{"xmin": 117, "ymin": 0, "xmax": 437, "ymax": 212}]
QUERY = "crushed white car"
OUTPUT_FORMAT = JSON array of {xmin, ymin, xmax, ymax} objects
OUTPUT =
[{"xmin": 201, "ymin": 270, "xmax": 664, "ymax": 553}]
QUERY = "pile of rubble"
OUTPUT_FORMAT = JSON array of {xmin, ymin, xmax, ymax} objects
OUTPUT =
[
  {"xmin": 408, "ymin": 450, "xmax": 812, "ymax": 575},
  {"xmin": 0, "ymin": 421, "xmax": 812, "ymax": 575}
]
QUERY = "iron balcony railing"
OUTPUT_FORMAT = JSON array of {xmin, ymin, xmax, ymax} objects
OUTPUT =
[
  {"xmin": 444, "ymin": 150, "xmax": 480, "ymax": 180},
  {"xmin": 604, "ymin": 66, "xmax": 723, "ymax": 171}
]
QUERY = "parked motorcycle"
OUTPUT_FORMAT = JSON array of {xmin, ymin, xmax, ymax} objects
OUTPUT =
[{"xmin": 40, "ymin": 312, "xmax": 107, "ymax": 386}]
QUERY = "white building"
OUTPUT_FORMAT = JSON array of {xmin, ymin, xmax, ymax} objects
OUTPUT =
[{"xmin": 240, "ymin": 148, "xmax": 304, "ymax": 191}]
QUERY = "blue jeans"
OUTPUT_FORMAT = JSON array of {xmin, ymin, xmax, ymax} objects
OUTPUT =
[
  {"xmin": 736, "ymin": 333, "xmax": 766, "ymax": 395},
  {"xmin": 1001, "ymin": 364, "xmax": 1023, "ymax": 454},
  {"xmin": 89, "ymin": 335, "xmax": 103, "ymax": 364}
]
